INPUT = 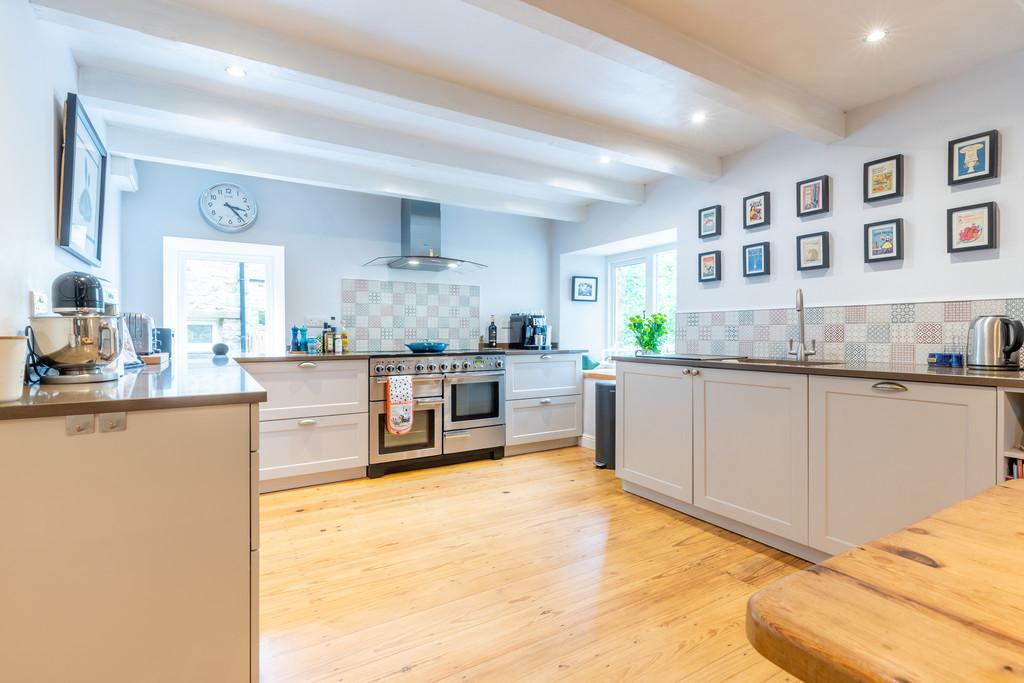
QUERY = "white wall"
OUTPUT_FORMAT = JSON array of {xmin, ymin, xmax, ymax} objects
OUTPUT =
[
  {"xmin": 557, "ymin": 50, "xmax": 1024, "ymax": 323},
  {"xmin": 120, "ymin": 162, "xmax": 552, "ymax": 342},
  {"xmin": 556, "ymin": 253, "xmax": 607, "ymax": 354},
  {"xmin": 0, "ymin": 1, "xmax": 121, "ymax": 334}
]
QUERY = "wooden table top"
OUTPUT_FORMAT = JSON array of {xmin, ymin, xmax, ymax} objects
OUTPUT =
[{"xmin": 747, "ymin": 479, "xmax": 1024, "ymax": 682}]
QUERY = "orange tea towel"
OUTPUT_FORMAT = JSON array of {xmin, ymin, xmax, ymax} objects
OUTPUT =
[{"xmin": 386, "ymin": 375, "xmax": 414, "ymax": 435}]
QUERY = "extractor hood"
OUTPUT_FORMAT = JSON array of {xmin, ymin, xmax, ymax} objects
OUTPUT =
[{"xmin": 363, "ymin": 199, "xmax": 486, "ymax": 272}]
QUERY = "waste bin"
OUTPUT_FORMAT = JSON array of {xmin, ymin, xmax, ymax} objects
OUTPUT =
[{"xmin": 595, "ymin": 380, "xmax": 615, "ymax": 469}]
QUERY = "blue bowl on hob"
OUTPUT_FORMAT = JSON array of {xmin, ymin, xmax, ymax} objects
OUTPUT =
[{"xmin": 406, "ymin": 341, "xmax": 449, "ymax": 353}]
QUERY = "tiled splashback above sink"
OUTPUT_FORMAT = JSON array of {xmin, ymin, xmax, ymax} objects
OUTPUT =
[
  {"xmin": 677, "ymin": 297, "xmax": 1024, "ymax": 365},
  {"xmin": 341, "ymin": 278, "xmax": 480, "ymax": 352}
]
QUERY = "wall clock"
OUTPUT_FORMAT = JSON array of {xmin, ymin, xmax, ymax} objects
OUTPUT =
[{"xmin": 199, "ymin": 183, "xmax": 258, "ymax": 233}]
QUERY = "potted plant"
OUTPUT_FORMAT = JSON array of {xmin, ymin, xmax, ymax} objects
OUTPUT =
[{"xmin": 627, "ymin": 311, "xmax": 669, "ymax": 355}]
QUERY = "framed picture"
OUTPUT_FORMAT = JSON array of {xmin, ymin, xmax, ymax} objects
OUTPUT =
[
  {"xmin": 697, "ymin": 250, "xmax": 721, "ymax": 282},
  {"xmin": 570, "ymin": 275, "xmax": 598, "ymax": 302},
  {"xmin": 863, "ymin": 154, "xmax": 903, "ymax": 202},
  {"xmin": 742, "ymin": 192, "xmax": 770, "ymax": 229},
  {"xmin": 796, "ymin": 231, "xmax": 830, "ymax": 271},
  {"xmin": 698, "ymin": 205, "xmax": 722, "ymax": 238},
  {"xmin": 948, "ymin": 130, "xmax": 999, "ymax": 186},
  {"xmin": 947, "ymin": 202, "xmax": 996, "ymax": 253},
  {"xmin": 58, "ymin": 93, "xmax": 108, "ymax": 266},
  {"xmin": 863, "ymin": 219, "xmax": 904, "ymax": 263},
  {"xmin": 795, "ymin": 175, "xmax": 830, "ymax": 218},
  {"xmin": 742, "ymin": 242, "xmax": 770, "ymax": 277}
]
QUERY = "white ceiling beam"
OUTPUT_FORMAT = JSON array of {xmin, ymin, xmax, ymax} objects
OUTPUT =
[
  {"xmin": 465, "ymin": 0, "xmax": 846, "ymax": 143},
  {"xmin": 79, "ymin": 68, "xmax": 644, "ymax": 206},
  {"xmin": 105, "ymin": 126, "xmax": 587, "ymax": 222},
  {"xmin": 31, "ymin": 0, "xmax": 721, "ymax": 179}
]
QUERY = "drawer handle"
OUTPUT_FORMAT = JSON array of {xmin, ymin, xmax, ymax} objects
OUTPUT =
[
  {"xmin": 871, "ymin": 381, "xmax": 908, "ymax": 392},
  {"xmin": 682, "ymin": 368, "xmax": 692, "ymax": 375},
  {"xmin": 539, "ymin": 398, "xmax": 552, "ymax": 404},
  {"xmin": 298, "ymin": 361, "xmax": 318, "ymax": 369},
  {"xmin": 540, "ymin": 354, "xmax": 552, "ymax": 359},
  {"xmin": 297, "ymin": 418, "xmax": 318, "ymax": 426},
  {"xmin": 446, "ymin": 430, "xmax": 472, "ymax": 439}
]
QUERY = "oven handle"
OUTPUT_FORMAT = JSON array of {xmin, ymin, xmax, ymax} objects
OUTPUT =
[
  {"xmin": 374, "ymin": 374, "xmax": 444, "ymax": 384},
  {"xmin": 414, "ymin": 398, "xmax": 444, "ymax": 407},
  {"xmin": 444, "ymin": 371, "xmax": 506, "ymax": 383},
  {"xmin": 445, "ymin": 430, "xmax": 473, "ymax": 438}
]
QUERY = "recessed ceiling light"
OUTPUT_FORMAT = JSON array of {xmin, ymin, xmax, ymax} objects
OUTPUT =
[
  {"xmin": 864, "ymin": 28, "xmax": 887, "ymax": 43},
  {"xmin": 691, "ymin": 111, "xmax": 707, "ymax": 125},
  {"xmin": 225, "ymin": 65, "xmax": 247, "ymax": 78},
  {"xmin": 599, "ymin": 155, "xmax": 611, "ymax": 164}
]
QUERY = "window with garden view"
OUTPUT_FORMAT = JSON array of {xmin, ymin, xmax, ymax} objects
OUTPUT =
[{"xmin": 610, "ymin": 248, "xmax": 676, "ymax": 353}]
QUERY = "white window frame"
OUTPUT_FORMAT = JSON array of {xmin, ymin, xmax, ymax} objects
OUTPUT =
[
  {"xmin": 163, "ymin": 236, "xmax": 286, "ymax": 356},
  {"xmin": 607, "ymin": 245, "xmax": 677, "ymax": 353}
]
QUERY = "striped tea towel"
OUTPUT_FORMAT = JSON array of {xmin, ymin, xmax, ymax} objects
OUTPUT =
[{"xmin": 386, "ymin": 375, "xmax": 414, "ymax": 435}]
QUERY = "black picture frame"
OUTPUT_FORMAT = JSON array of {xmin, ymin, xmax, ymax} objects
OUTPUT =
[
  {"xmin": 697, "ymin": 250, "xmax": 721, "ymax": 282},
  {"xmin": 742, "ymin": 242, "xmax": 771, "ymax": 277},
  {"xmin": 795, "ymin": 175, "xmax": 830, "ymax": 218},
  {"xmin": 796, "ymin": 231, "xmax": 830, "ymax": 271},
  {"xmin": 570, "ymin": 275, "xmax": 599, "ymax": 302},
  {"xmin": 863, "ymin": 219, "xmax": 904, "ymax": 263},
  {"xmin": 58, "ymin": 93, "xmax": 108, "ymax": 266},
  {"xmin": 947, "ymin": 130, "xmax": 999, "ymax": 186},
  {"xmin": 742, "ymin": 191, "xmax": 771, "ymax": 229},
  {"xmin": 698, "ymin": 205, "xmax": 722, "ymax": 238},
  {"xmin": 947, "ymin": 202, "xmax": 996, "ymax": 253},
  {"xmin": 863, "ymin": 154, "xmax": 904, "ymax": 203}
]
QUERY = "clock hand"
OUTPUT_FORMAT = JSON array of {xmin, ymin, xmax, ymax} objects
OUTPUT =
[{"xmin": 223, "ymin": 202, "xmax": 244, "ymax": 220}]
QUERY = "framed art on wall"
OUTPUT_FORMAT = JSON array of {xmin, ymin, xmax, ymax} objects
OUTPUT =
[
  {"xmin": 570, "ymin": 275, "xmax": 599, "ymax": 302},
  {"xmin": 863, "ymin": 154, "xmax": 903, "ymax": 202},
  {"xmin": 57, "ymin": 93, "xmax": 108, "ymax": 266},
  {"xmin": 742, "ymin": 192, "xmax": 770, "ymax": 229},
  {"xmin": 742, "ymin": 242, "xmax": 770, "ymax": 277},
  {"xmin": 948, "ymin": 130, "xmax": 998, "ymax": 186},
  {"xmin": 697, "ymin": 250, "xmax": 721, "ymax": 282},
  {"xmin": 863, "ymin": 219, "xmax": 904, "ymax": 263},
  {"xmin": 796, "ymin": 231, "xmax": 830, "ymax": 271},
  {"xmin": 795, "ymin": 175, "xmax": 830, "ymax": 217},
  {"xmin": 698, "ymin": 205, "xmax": 722, "ymax": 238},
  {"xmin": 947, "ymin": 202, "xmax": 996, "ymax": 253}
]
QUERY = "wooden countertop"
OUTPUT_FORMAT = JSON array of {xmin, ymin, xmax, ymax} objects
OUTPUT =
[{"xmin": 746, "ymin": 479, "xmax": 1024, "ymax": 682}]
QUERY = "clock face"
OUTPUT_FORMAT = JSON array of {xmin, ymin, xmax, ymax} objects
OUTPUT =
[{"xmin": 199, "ymin": 183, "xmax": 258, "ymax": 232}]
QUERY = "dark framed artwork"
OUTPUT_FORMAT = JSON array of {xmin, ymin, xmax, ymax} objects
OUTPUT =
[
  {"xmin": 947, "ymin": 202, "xmax": 996, "ymax": 253},
  {"xmin": 742, "ymin": 191, "xmax": 770, "ymax": 229},
  {"xmin": 570, "ymin": 275, "xmax": 599, "ymax": 302},
  {"xmin": 58, "ymin": 93, "xmax": 108, "ymax": 266},
  {"xmin": 948, "ymin": 130, "xmax": 999, "ymax": 186},
  {"xmin": 863, "ymin": 219, "xmax": 904, "ymax": 263},
  {"xmin": 863, "ymin": 154, "xmax": 903, "ymax": 202},
  {"xmin": 796, "ymin": 231, "xmax": 830, "ymax": 271},
  {"xmin": 697, "ymin": 250, "xmax": 721, "ymax": 282},
  {"xmin": 795, "ymin": 175, "xmax": 830, "ymax": 218},
  {"xmin": 742, "ymin": 242, "xmax": 770, "ymax": 277},
  {"xmin": 698, "ymin": 205, "xmax": 722, "ymax": 238}
]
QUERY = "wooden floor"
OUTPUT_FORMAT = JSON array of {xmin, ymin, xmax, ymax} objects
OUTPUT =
[{"xmin": 259, "ymin": 447, "xmax": 806, "ymax": 682}]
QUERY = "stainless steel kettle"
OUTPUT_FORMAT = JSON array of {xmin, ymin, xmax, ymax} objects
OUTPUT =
[{"xmin": 966, "ymin": 315, "xmax": 1024, "ymax": 368}]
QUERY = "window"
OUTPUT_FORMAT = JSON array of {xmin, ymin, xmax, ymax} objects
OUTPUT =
[
  {"xmin": 163, "ymin": 237, "xmax": 285, "ymax": 357},
  {"xmin": 609, "ymin": 247, "xmax": 677, "ymax": 353}
]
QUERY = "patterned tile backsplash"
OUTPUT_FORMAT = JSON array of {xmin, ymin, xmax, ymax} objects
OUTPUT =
[
  {"xmin": 341, "ymin": 278, "xmax": 480, "ymax": 352},
  {"xmin": 677, "ymin": 297, "xmax": 1024, "ymax": 365}
]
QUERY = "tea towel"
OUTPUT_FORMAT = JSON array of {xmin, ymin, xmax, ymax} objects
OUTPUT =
[{"xmin": 386, "ymin": 375, "xmax": 414, "ymax": 435}]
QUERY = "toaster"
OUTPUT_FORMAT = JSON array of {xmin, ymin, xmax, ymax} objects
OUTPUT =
[
  {"xmin": 125, "ymin": 312, "xmax": 158, "ymax": 355},
  {"xmin": 966, "ymin": 315, "xmax": 1024, "ymax": 369}
]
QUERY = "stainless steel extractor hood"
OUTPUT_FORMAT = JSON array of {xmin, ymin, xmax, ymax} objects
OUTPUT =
[{"xmin": 363, "ymin": 199, "xmax": 486, "ymax": 272}]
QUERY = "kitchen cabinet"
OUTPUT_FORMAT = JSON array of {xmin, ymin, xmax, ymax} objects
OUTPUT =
[
  {"xmin": 615, "ymin": 361, "xmax": 693, "ymax": 502},
  {"xmin": 808, "ymin": 376, "xmax": 996, "ymax": 554},
  {"xmin": 506, "ymin": 353, "xmax": 583, "ymax": 400},
  {"xmin": 693, "ymin": 369, "xmax": 808, "ymax": 543},
  {"xmin": 241, "ymin": 358, "xmax": 367, "ymax": 420},
  {"xmin": 505, "ymin": 353, "xmax": 584, "ymax": 452},
  {"xmin": 260, "ymin": 412, "xmax": 368, "ymax": 482},
  {"xmin": 506, "ymin": 394, "xmax": 582, "ymax": 445}
]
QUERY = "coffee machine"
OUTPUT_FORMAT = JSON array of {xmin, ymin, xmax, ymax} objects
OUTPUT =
[{"xmin": 509, "ymin": 313, "xmax": 551, "ymax": 350}]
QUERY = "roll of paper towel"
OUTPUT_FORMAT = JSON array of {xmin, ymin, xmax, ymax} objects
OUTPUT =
[{"xmin": 0, "ymin": 336, "xmax": 27, "ymax": 402}]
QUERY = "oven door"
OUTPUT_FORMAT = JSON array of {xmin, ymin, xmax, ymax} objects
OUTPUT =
[
  {"xmin": 443, "ymin": 371, "xmax": 505, "ymax": 430},
  {"xmin": 370, "ymin": 396, "xmax": 444, "ymax": 464},
  {"xmin": 369, "ymin": 374, "xmax": 443, "ymax": 402}
]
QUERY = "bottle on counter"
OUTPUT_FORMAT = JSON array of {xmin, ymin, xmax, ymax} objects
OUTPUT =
[
  {"xmin": 290, "ymin": 325, "xmax": 300, "ymax": 352},
  {"xmin": 487, "ymin": 315, "xmax": 498, "ymax": 348},
  {"xmin": 322, "ymin": 322, "xmax": 334, "ymax": 353},
  {"xmin": 339, "ymin": 322, "xmax": 350, "ymax": 353},
  {"xmin": 298, "ymin": 326, "xmax": 308, "ymax": 352}
]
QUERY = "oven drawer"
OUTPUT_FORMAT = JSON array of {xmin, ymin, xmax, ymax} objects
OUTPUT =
[
  {"xmin": 370, "ymin": 375, "xmax": 443, "ymax": 402},
  {"xmin": 259, "ymin": 413, "xmax": 368, "ymax": 482},
  {"xmin": 505, "ymin": 395, "xmax": 582, "ymax": 446},
  {"xmin": 242, "ymin": 359, "xmax": 368, "ymax": 421},
  {"xmin": 444, "ymin": 425, "xmax": 506, "ymax": 454},
  {"xmin": 506, "ymin": 354, "xmax": 582, "ymax": 400}
]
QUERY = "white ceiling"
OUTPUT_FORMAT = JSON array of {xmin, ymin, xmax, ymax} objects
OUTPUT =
[{"xmin": 30, "ymin": 0, "xmax": 1024, "ymax": 221}]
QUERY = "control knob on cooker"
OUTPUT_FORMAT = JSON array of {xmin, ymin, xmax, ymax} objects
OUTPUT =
[
  {"xmin": 462, "ymin": 361, "xmax": 471, "ymax": 370},
  {"xmin": 385, "ymin": 364, "xmax": 396, "ymax": 373},
  {"xmin": 396, "ymin": 364, "xmax": 406, "ymax": 373},
  {"xmin": 440, "ymin": 362, "xmax": 450, "ymax": 372},
  {"xmin": 428, "ymin": 362, "xmax": 438, "ymax": 372},
  {"xmin": 374, "ymin": 364, "xmax": 385, "ymax": 374},
  {"xmin": 494, "ymin": 359, "xmax": 504, "ymax": 369},
  {"xmin": 415, "ymin": 363, "xmax": 426, "ymax": 372}
]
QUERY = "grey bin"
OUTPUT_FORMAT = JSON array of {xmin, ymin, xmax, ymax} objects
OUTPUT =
[{"xmin": 595, "ymin": 380, "xmax": 616, "ymax": 469}]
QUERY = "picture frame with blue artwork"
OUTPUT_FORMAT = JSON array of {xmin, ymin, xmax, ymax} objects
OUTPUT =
[
  {"xmin": 698, "ymin": 205, "xmax": 722, "ymax": 238},
  {"xmin": 742, "ymin": 242, "xmax": 770, "ymax": 277},
  {"xmin": 570, "ymin": 275, "xmax": 599, "ymax": 302},
  {"xmin": 863, "ymin": 219, "xmax": 903, "ymax": 263},
  {"xmin": 948, "ymin": 130, "xmax": 998, "ymax": 186}
]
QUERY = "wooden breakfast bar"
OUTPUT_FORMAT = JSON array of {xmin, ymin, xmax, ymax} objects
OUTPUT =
[{"xmin": 746, "ymin": 479, "xmax": 1024, "ymax": 682}]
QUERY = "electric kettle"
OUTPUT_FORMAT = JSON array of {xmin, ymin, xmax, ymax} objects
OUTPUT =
[{"xmin": 966, "ymin": 315, "xmax": 1024, "ymax": 368}]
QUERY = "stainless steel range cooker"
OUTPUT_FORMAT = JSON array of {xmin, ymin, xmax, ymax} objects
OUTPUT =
[{"xmin": 368, "ymin": 352, "xmax": 505, "ymax": 477}]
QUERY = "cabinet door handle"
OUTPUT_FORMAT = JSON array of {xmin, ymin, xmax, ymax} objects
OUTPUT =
[
  {"xmin": 539, "ymin": 398, "xmax": 552, "ymax": 404},
  {"xmin": 540, "ymin": 354, "xmax": 553, "ymax": 359},
  {"xmin": 690, "ymin": 369, "xmax": 701, "ymax": 376},
  {"xmin": 298, "ymin": 361, "xmax": 318, "ymax": 369},
  {"xmin": 682, "ymin": 368, "xmax": 692, "ymax": 375},
  {"xmin": 871, "ymin": 381, "xmax": 908, "ymax": 392},
  {"xmin": 297, "ymin": 418, "xmax": 318, "ymax": 426}
]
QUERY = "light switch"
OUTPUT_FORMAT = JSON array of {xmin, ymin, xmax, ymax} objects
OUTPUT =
[{"xmin": 31, "ymin": 291, "xmax": 50, "ymax": 316}]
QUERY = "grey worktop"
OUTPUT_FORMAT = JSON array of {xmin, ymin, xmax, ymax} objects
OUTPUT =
[
  {"xmin": 233, "ymin": 347, "xmax": 588, "ymax": 363},
  {"xmin": 0, "ymin": 359, "xmax": 267, "ymax": 420},
  {"xmin": 503, "ymin": 348, "xmax": 587, "ymax": 355},
  {"xmin": 611, "ymin": 354, "xmax": 1024, "ymax": 389}
]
